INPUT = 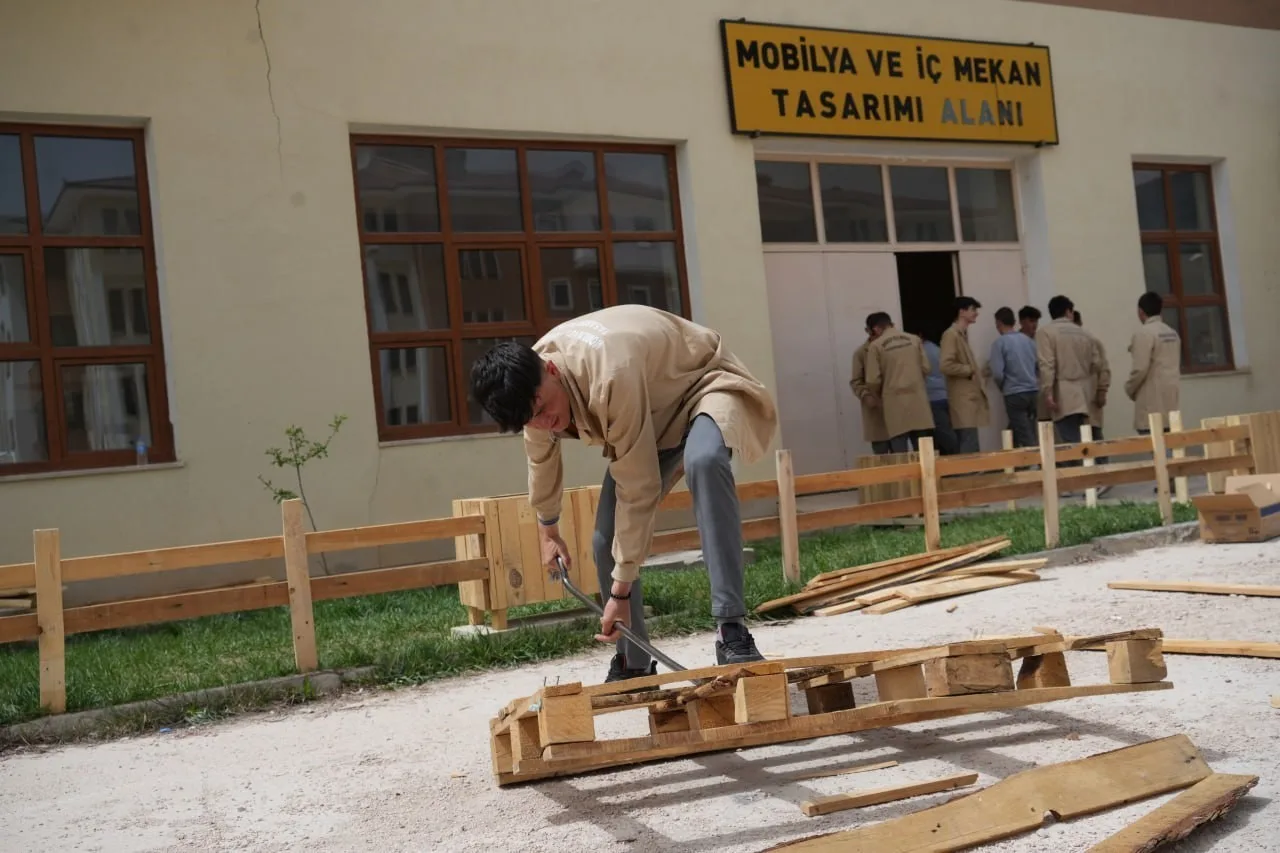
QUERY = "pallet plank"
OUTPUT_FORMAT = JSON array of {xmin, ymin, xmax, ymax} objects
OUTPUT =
[
  {"xmin": 1086, "ymin": 773, "xmax": 1259, "ymax": 853},
  {"xmin": 1108, "ymin": 581, "xmax": 1280, "ymax": 598},
  {"xmin": 800, "ymin": 772, "xmax": 978, "ymax": 817}
]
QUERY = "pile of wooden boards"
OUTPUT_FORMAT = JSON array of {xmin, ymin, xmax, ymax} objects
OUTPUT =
[
  {"xmin": 755, "ymin": 536, "xmax": 1046, "ymax": 617},
  {"xmin": 0, "ymin": 587, "xmax": 34, "ymax": 613}
]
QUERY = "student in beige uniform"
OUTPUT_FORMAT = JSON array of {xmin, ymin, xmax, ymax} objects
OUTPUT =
[
  {"xmin": 865, "ymin": 313, "xmax": 934, "ymax": 452},
  {"xmin": 1037, "ymin": 296, "xmax": 1110, "ymax": 462},
  {"xmin": 940, "ymin": 296, "xmax": 989, "ymax": 453},
  {"xmin": 1126, "ymin": 291, "xmax": 1182, "ymax": 435},
  {"xmin": 850, "ymin": 317, "xmax": 892, "ymax": 454},
  {"xmin": 1074, "ymin": 310, "xmax": 1109, "ymax": 441},
  {"xmin": 470, "ymin": 305, "xmax": 778, "ymax": 682}
]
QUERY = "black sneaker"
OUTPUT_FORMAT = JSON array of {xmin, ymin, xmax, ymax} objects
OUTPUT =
[
  {"xmin": 716, "ymin": 622, "xmax": 765, "ymax": 665},
  {"xmin": 604, "ymin": 653, "xmax": 657, "ymax": 689}
]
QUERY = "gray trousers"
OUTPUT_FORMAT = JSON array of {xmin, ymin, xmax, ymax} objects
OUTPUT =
[
  {"xmin": 1003, "ymin": 392, "xmax": 1039, "ymax": 448},
  {"xmin": 930, "ymin": 400, "xmax": 960, "ymax": 455},
  {"xmin": 594, "ymin": 414, "xmax": 743, "ymax": 669},
  {"xmin": 1055, "ymin": 413, "xmax": 1088, "ymax": 467},
  {"xmin": 955, "ymin": 428, "xmax": 980, "ymax": 454}
]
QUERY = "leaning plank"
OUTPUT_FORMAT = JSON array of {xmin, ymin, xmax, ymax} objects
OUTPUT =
[
  {"xmin": 764, "ymin": 735, "xmax": 1211, "ymax": 852},
  {"xmin": 800, "ymin": 772, "xmax": 978, "ymax": 817},
  {"xmin": 1087, "ymin": 773, "xmax": 1259, "ymax": 853},
  {"xmin": 1108, "ymin": 581, "xmax": 1280, "ymax": 598}
]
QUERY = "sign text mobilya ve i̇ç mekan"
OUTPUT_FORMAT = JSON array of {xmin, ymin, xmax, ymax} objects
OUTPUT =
[{"xmin": 720, "ymin": 20, "xmax": 1058, "ymax": 144}]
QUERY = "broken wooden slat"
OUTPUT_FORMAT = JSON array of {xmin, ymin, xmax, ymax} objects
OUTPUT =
[
  {"xmin": 895, "ymin": 573, "xmax": 1037, "ymax": 605},
  {"xmin": 1086, "ymin": 773, "xmax": 1259, "ymax": 853},
  {"xmin": 1108, "ymin": 581, "xmax": 1280, "ymax": 598},
  {"xmin": 799, "ymin": 772, "xmax": 979, "ymax": 817},
  {"xmin": 762, "ymin": 735, "xmax": 1211, "ymax": 851}
]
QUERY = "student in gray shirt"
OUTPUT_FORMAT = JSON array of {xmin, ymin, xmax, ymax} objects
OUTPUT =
[
  {"xmin": 989, "ymin": 307, "xmax": 1040, "ymax": 448},
  {"xmin": 922, "ymin": 335, "xmax": 959, "ymax": 455}
]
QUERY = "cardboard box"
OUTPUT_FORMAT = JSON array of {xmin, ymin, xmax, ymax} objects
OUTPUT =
[{"xmin": 1192, "ymin": 474, "xmax": 1280, "ymax": 543}]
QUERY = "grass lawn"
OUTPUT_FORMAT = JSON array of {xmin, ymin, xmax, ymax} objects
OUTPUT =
[{"xmin": 0, "ymin": 501, "xmax": 1195, "ymax": 728}]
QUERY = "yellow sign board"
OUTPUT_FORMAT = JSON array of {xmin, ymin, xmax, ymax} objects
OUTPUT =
[{"xmin": 720, "ymin": 20, "xmax": 1058, "ymax": 145}]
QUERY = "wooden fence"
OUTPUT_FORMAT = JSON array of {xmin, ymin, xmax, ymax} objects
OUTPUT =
[{"xmin": 0, "ymin": 410, "xmax": 1260, "ymax": 716}]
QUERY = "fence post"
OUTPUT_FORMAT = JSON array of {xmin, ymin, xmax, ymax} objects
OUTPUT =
[
  {"xmin": 776, "ymin": 449, "xmax": 800, "ymax": 585},
  {"xmin": 34, "ymin": 528, "xmax": 65, "ymax": 714},
  {"xmin": 1167, "ymin": 410, "xmax": 1188, "ymax": 503},
  {"xmin": 1225, "ymin": 414, "xmax": 1247, "ymax": 477},
  {"xmin": 1081, "ymin": 424, "xmax": 1098, "ymax": 509},
  {"xmin": 281, "ymin": 498, "xmax": 319, "ymax": 672},
  {"xmin": 918, "ymin": 436, "xmax": 942, "ymax": 552},
  {"xmin": 1001, "ymin": 429, "xmax": 1017, "ymax": 512},
  {"xmin": 1149, "ymin": 413, "xmax": 1173, "ymax": 526},
  {"xmin": 1038, "ymin": 421, "xmax": 1060, "ymax": 549}
]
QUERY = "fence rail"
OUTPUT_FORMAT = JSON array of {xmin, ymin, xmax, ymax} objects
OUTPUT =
[{"xmin": 0, "ymin": 409, "xmax": 1264, "ymax": 716}]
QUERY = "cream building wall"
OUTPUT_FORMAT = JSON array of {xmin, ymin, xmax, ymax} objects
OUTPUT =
[{"xmin": 0, "ymin": 0, "xmax": 1277, "ymax": 570}]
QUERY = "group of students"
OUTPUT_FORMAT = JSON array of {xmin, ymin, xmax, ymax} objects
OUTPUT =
[{"xmin": 851, "ymin": 290, "xmax": 1184, "ymax": 459}]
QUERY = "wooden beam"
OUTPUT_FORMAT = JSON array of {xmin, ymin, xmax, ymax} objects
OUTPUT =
[
  {"xmin": 1168, "ymin": 410, "xmax": 1189, "ymax": 504},
  {"xmin": 1160, "ymin": 640, "xmax": 1280, "ymax": 659},
  {"xmin": 777, "ymin": 449, "xmax": 800, "ymax": 585},
  {"xmin": 60, "ymin": 536, "xmax": 285, "ymax": 583},
  {"xmin": 1055, "ymin": 435, "xmax": 1154, "ymax": 465},
  {"xmin": 793, "ymin": 497, "xmax": 925, "ymax": 533},
  {"xmin": 935, "ymin": 446, "xmax": 1041, "ymax": 477},
  {"xmin": 799, "ymin": 772, "xmax": 979, "ymax": 817},
  {"xmin": 1082, "ymin": 424, "xmax": 1098, "ymax": 508},
  {"xmin": 1040, "ymin": 420, "xmax": 1059, "ymax": 548},
  {"xmin": 35, "ymin": 529, "xmax": 65, "ymax": 714},
  {"xmin": 1149, "ymin": 413, "xmax": 1173, "ymax": 525},
  {"xmin": 305, "ymin": 514, "xmax": 486, "ymax": 554},
  {"xmin": 794, "ymin": 463, "xmax": 920, "ymax": 497},
  {"xmin": 1108, "ymin": 581, "xmax": 1280, "ymax": 598},
  {"xmin": 660, "ymin": 478, "xmax": 777, "ymax": 511},
  {"xmin": 0, "ymin": 562, "xmax": 36, "ymax": 592},
  {"xmin": 1086, "ymin": 773, "xmax": 1259, "ymax": 853},
  {"xmin": 1001, "ymin": 430, "xmax": 1018, "ymax": 511},
  {"xmin": 281, "ymin": 499, "xmax": 318, "ymax": 673},
  {"xmin": 918, "ymin": 436, "xmax": 941, "ymax": 552}
]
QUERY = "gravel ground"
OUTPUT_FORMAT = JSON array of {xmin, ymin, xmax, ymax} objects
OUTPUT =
[{"xmin": 2, "ymin": 537, "xmax": 1277, "ymax": 852}]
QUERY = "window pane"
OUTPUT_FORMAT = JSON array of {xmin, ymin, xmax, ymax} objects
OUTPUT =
[
  {"xmin": 0, "ymin": 255, "xmax": 30, "ymax": 343},
  {"xmin": 379, "ymin": 346, "xmax": 451, "ymax": 425},
  {"xmin": 755, "ymin": 161, "xmax": 816, "ymax": 243},
  {"xmin": 1133, "ymin": 169, "xmax": 1167, "ymax": 231},
  {"xmin": 1141, "ymin": 244, "xmax": 1172, "ymax": 295},
  {"xmin": 0, "ymin": 361, "xmax": 48, "ymax": 463},
  {"xmin": 541, "ymin": 247, "xmax": 600, "ymax": 322},
  {"xmin": 445, "ymin": 148, "xmax": 522, "ymax": 232},
  {"xmin": 61, "ymin": 362, "xmax": 150, "ymax": 452},
  {"xmin": 363, "ymin": 245, "xmax": 449, "ymax": 332},
  {"xmin": 528, "ymin": 151, "xmax": 600, "ymax": 231},
  {"xmin": 35, "ymin": 136, "xmax": 140, "ymax": 236},
  {"xmin": 460, "ymin": 249, "xmax": 525, "ymax": 322},
  {"xmin": 1161, "ymin": 306, "xmax": 1182, "ymax": 339},
  {"xmin": 818, "ymin": 164, "xmax": 887, "ymax": 243},
  {"xmin": 955, "ymin": 168, "xmax": 1018, "ymax": 242},
  {"xmin": 890, "ymin": 166, "xmax": 954, "ymax": 242},
  {"xmin": 1178, "ymin": 242, "xmax": 1217, "ymax": 296},
  {"xmin": 0, "ymin": 135, "xmax": 25, "ymax": 234},
  {"xmin": 1185, "ymin": 305, "xmax": 1230, "ymax": 369},
  {"xmin": 43, "ymin": 248, "xmax": 150, "ymax": 346},
  {"xmin": 1171, "ymin": 171, "xmax": 1213, "ymax": 232},
  {"xmin": 614, "ymin": 242, "xmax": 681, "ymax": 314},
  {"xmin": 462, "ymin": 336, "xmax": 535, "ymax": 425},
  {"xmin": 604, "ymin": 152, "xmax": 673, "ymax": 232},
  {"xmin": 354, "ymin": 145, "xmax": 439, "ymax": 233}
]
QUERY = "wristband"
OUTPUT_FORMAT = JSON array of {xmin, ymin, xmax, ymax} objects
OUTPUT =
[
  {"xmin": 610, "ymin": 592, "xmax": 631, "ymax": 600},
  {"xmin": 538, "ymin": 515, "xmax": 559, "ymax": 527}
]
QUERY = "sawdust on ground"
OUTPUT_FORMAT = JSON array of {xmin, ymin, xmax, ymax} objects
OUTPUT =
[{"xmin": 1, "ymin": 537, "xmax": 1277, "ymax": 852}]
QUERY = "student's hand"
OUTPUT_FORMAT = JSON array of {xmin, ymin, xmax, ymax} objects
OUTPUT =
[
  {"xmin": 866, "ymin": 394, "xmax": 881, "ymax": 408},
  {"xmin": 540, "ymin": 525, "xmax": 572, "ymax": 578},
  {"xmin": 595, "ymin": 584, "xmax": 632, "ymax": 642},
  {"xmin": 1045, "ymin": 394, "xmax": 1059, "ymax": 413},
  {"xmin": 1095, "ymin": 392, "xmax": 1107, "ymax": 409}
]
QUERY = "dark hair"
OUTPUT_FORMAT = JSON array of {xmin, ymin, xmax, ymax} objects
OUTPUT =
[
  {"xmin": 953, "ymin": 296, "xmax": 981, "ymax": 316},
  {"xmin": 469, "ymin": 341, "xmax": 544, "ymax": 433},
  {"xmin": 994, "ymin": 307, "xmax": 1016, "ymax": 327},
  {"xmin": 1017, "ymin": 305, "xmax": 1042, "ymax": 322},
  {"xmin": 1073, "ymin": 310, "xmax": 1084, "ymax": 326},
  {"xmin": 865, "ymin": 311, "xmax": 892, "ymax": 331},
  {"xmin": 1138, "ymin": 291, "xmax": 1163, "ymax": 317},
  {"xmin": 1048, "ymin": 295, "xmax": 1074, "ymax": 319}
]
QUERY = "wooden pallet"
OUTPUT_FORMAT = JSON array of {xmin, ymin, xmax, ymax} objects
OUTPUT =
[{"xmin": 489, "ymin": 628, "xmax": 1172, "ymax": 786}]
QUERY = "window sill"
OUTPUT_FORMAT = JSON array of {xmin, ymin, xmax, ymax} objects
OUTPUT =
[
  {"xmin": 0, "ymin": 460, "xmax": 186, "ymax": 485},
  {"xmin": 379, "ymin": 431, "xmax": 518, "ymax": 449},
  {"xmin": 1183, "ymin": 367, "xmax": 1251, "ymax": 380}
]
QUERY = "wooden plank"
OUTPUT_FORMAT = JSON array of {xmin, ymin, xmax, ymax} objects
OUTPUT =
[
  {"xmin": 1107, "ymin": 639, "xmax": 1168, "ymax": 685},
  {"xmin": 940, "ymin": 558, "xmax": 1048, "ymax": 576},
  {"xmin": 659, "ymin": 478, "xmax": 777, "ymax": 511},
  {"xmin": 306, "ymin": 514, "xmax": 486, "ymax": 554},
  {"xmin": 651, "ymin": 515, "xmax": 781, "ymax": 554},
  {"xmin": 1040, "ymin": 420, "xmax": 1060, "ymax": 548},
  {"xmin": 1056, "ymin": 435, "xmax": 1154, "ymax": 465},
  {"xmin": 777, "ymin": 449, "xmax": 800, "ymax": 585},
  {"xmin": 1160, "ymin": 640, "xmax": 1280, "ymax": 658},
  {"xmin": 454, "ymin": 498, "xmax": 489, "ymax": 612},
  {"xmin": 1002, "ymin": 429, "xmax": 1018, "ymax": 511},
  {"xmin": 538, "ymin": 691, "xmax": 595, "ymax": 746},
  {"xmin": 936, "ymin": 479, "xmax": 1044, "ymax": 511},
  {"xmin": 805, "ymin": 539, "xmax": 1004, "ymax": 588},
  {"xmin": 794, "ymin": 463, "xmax": 921, "ymax": 497},
  {"xmin": 863, "ymin": 598, "xmax": 911, "ymax": 614},
  {"xmin": 923, "ymin": 654, "xmax": 1014, "ymax": 696},
  {"xmin": 1087, "ymin": 773, "xmax": 1259, "ymax": 853},
  {"xmin": 897, "ymin": 574, "xmax": 1035, "ymax": 605},
  {"xmin": 800, "ymin": 772, "xmax": 979, "ymax": 817},
  {"xmin": 1108, "ymin": 581, "xmax": 1280, "ymax": 598},
  {"xmin": 60, "ymin": 536, "xmax": 285, "ymax": 583},
  {"xmin": 311, "ymin": 558, "xmax": 489, "ymax": 600},
  {"xmin": 281, "ymin": 499, "xmax": 318, "ymax": 673},
  {"xmin": 1018, "ymin": 629, "xmax": 1164, "ymax": 658},
  {"xmin": 1166, "ymin": 453, "xmax": 1254, "ymax": 479},
  {"xmin": 1082, "ymin": 424, "xmax": 1098, "ymax": 508},
  {"xmin": 788, "ymin": 759, "xmax": 898, "ymax": 782},
  {"xmin": 757, "ymin": 553, "xmax": 960, "ymax": 615},
  {"xmin": 734, "ymin": 673, "xmax": 790, "ymax": 723},
  {"xmin": 935, "ymin": 446, "xmax": 1041, "ymax": 477},
  {"xmin": 509, "ymin": 499, "xmax": 539, "ymax": 609},
  {"xmin": 1164, "ymin": 423, "xmax": 1249, "ymax": 450},
  {"xmin": 1168, "ymin": 410, "xmax": 1189, "ymax": 504},
  {"xmin": 1244, "ymin": 410, "xmax": 1280, "ymax": 474},
  {"xmin": 870, "ymin": 640, "xmax": 1013, "ymax": 674},
  {"xmin": 1150, "ymin": 413, "xmax": 1173, "ymax": 525},
  {"xmin": 35, "ymin": 529, "xmax": 65, "ymax": 714},
  {"xmin": 793, "ymin": 497, "xmax": 924, "ymax": 533},
  {"xmin": 919, "ymin": 436, "xmax": 942, "ymax": 552},
  {"xmin": 0, "ymin": 562, "xmax": 36, "ymax": 591},
  {"xmin": 762, "ymin": 735, "xmax": 1210, "ymax": 852}
]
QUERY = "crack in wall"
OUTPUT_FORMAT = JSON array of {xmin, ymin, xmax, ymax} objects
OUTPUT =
[{"xmin": 254, "ymin": 0, "xmax": 284, "ymax": 177}]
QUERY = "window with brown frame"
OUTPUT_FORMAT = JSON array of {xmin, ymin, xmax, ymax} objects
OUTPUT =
[
  {"xmin": 0, "ymin": 125, "xmax": 172, "ymax": 474},
  {"xmin": 1132, "ymin": 164, "xmax": 1233, "ymax": 372},
  {"xmin": 350, "ymin": 137, "xmax": 690, "ymax": 440}
]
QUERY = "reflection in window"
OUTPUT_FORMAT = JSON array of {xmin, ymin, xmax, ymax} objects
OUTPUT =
[
  {"xmin": 541, "ymin": 247, "xmax": 600, "ymax": 321},
  {"xmin": 0, "ymin": 255, "xmax": 30, "ymax": 343},
  {"xmin": 460, "ymin": 249, "xmax": 525, "ymax": 322},
  {"xmin": 363, "ymin": 245, "xmax": 450, "ymax": 332},
  {"xmin": 819, "ymin": 163, "xmax": 886, "ymax": 243},
  {"xmin": 1133, "ymin": 170, "xmax": 1167, "ymax": 231},
  {"xmin": 35, "ymin": 136, "xmax": 140, "ymax": 237},
  {"xmin": 1186, "ymin": 306, "xmax": 1230, "ymax": 369},
  {"xmin": 0, "ymin": 136, "xmax": 26, "ymax": 234},
  {"xmin": 462, "ymin": 337, "xmax": 535, "ymax": 424},
  {"xmin": 43, "ymin": 248, "xmax": 149, "ymax": 347},
  {"xmin": 380, "ymin": 347, "xmax": 451, "ymax": 426},
  {"xmin": 446, "ymin": 148, "xmax": 522, "ymax": 232},
  {"xmin": 1178, "ymin": 242, "xmax": 1215, "ymax": 296},
  {"xmin": 1171, "ymin": 171, "xmax": 1213, "ymax": 232},
  {"xmin": 354, "ymin": 145, "xmax": 440, "ymax": 233},
  {"xmin": 529, "ymin": 151, "xmax": 600, "ymax": 231},
  {"xmin": 1140, "ymin": 244, "xmax": 1171, "ymax": 295},
  {"xmin": 755, "ymin": 161, "xmax": 817, "ymax": 243},
  {"xmin": 890, "ymin": 166, "xmax": 953, "ymax": 243},
  {"xmin": 605, "ymin": 152, "xmax": 673, "ymax": 232},
  {"xmin": 615, "ymin": 242, "xmax": 681, "ymax": 314},
  {"xmin": 61, "ymin": 363, "xmax": 150, "ymax": 452},
  {"xmin": 955, "ymin": 169, "xmax": 1017, "ymax": 242},
  {"xmin": 0, "ymin": 361, "xmax": 48, "ymax": 464}
]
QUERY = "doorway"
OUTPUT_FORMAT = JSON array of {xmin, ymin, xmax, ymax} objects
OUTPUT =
[{"xmin": 895, "ymin": 252, "xmax": 959, "ymax": 345}]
